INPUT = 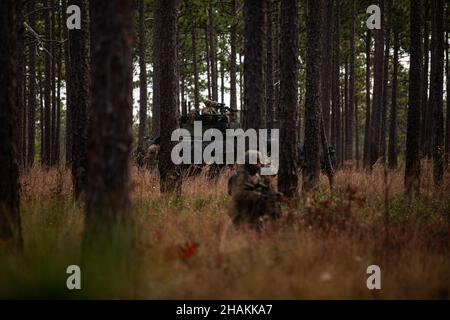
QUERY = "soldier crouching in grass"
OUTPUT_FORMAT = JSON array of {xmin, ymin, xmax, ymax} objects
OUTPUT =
[{"xmin": 227, "ymin": 150, "xmax": 282, "ymax": 231}]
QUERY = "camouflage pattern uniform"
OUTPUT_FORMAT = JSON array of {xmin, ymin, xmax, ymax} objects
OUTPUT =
[
  {"xmin": 201, "ymin": 100, "xmax": 220, "ymax": 115},
  {"xmin": 187, "ymin": 108, "xmax": 200, "ymax": 125},
  {"xmin": 227, "ymin": 151, "xmax": 282, "ymax": 230},
  {"xmin": 143, "ymin": 143, "xmax": 160, "ymax": 171}
]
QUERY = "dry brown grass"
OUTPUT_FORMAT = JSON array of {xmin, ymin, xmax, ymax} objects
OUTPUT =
[{"xmin": 1, "ymin": 163, "xmax": 449, "ymax": 299}]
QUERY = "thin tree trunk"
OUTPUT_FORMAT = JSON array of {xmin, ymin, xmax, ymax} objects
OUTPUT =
[
  {"xmin": 388, "ymin": 25, "xmax": 399, "ymax": 169},
  {"xmin": 69, "ymin": 0, "xmax": 89, "ymax": 199},
  {"xmin": 27, "ymin": 0, "xmax": 36, "ymax": 167},
  {"xmin": 331, "ymin": 0, "xmax": 341, "ymax": 166},
  {"xmin": 51, "ymin": 0, "xmax": 57, "ymax": 166},
  {"xmin": 63, "ymin": 0, "xmax": 72, "ymax": 165},
  {"xmin": 445, "ymin": 28, "xmax": 449, "ymax": 161},
  {"xmin": 192, "ymin": 26, "xmax": 200, "ymax": 110},
  {"xmin": 137, "ymin": 0, "xmax": 148, "ymax": 160},
  {"xmin": 152, "ymin": 0, "xmax": 161, "ymax": 138},
  {"xmin": 208, "ymin": 0, "xmax": 218, "ymax": 101},
  {"xmin": 16, "ymin": 0, "xmax": 25, "ymax": 168},
  {"xmin": 405, "ymin": 0, "xmax": 423, "ymax": 197},
  {"xmin": 0, "ymin": 0, "xmax": 22, "ymax": 244},
  {"xmin": 370, "ymin": 0, "xmax": 384, "ymax": 167},
  {"xmin": 363, "ymin": 29, "xmax": 371, "ymax": 168},
  {"xmin": 321, "ymin": 0, "xmax": 333, "ymax": 140},
  {"xmin": 421, "ymin": 0, "xmax": 431, "ymax": 157},
  {"xmin": 430, "ymin": 0, "xmax": 445, "ymax": 186},
  {"xmin": 205, "ymin": 28, "xmax": 211, "ymax": 100},
  {"xmin": 380, "ymin": 0, "xmax": 391, "ymax": 161},
  {"xmin": 229, "ymin": 0, "xmax": 237, "ymax": 121},
  {"xmin": 243, "ymin": 0, "xmax": 267, "ymax": 131},
  {"xmin": 278, "ymin": 0, "xmax": 298, "ymax": 196},
  {"xmin": 43, "ymin": 0, "xmax": 52, "ymax": 166}
]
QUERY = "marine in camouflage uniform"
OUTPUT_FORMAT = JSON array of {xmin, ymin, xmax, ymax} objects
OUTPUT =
[
  {"xmin": 227, "ymin": 151, "xmax": 282, "ymax": 230},
  {"xmin": 143, "ymin": 142, "xmax": 160, "ymax": 171},
  {"xmin": 201, "ymin": 99, "xmax": 220, "ymax": 115}
]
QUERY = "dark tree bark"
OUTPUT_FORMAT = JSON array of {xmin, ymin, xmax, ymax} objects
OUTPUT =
[
  {"xmin": 278, "ymin": 0, "xmax": 298, "ymax": 196},
  {"xmin": 355, "ymin": 95, "xmax": 360, "ymax": 169},
  {"xmin": 272, "ymin": 0, "xmax": 280, "ymax": 129},
  {"xmin": 205, "ymin": 28, "xmax": 211, "ymax": 100},
  {"xmin": 39, "ymin": 62, "xmax": 44, "ymax": 163},
  {"xmin": 344, "ymin": 57, "xmax": 351, "ymax": 161},
  {"xmin": 363, "ymin": 29, "xmax": 371, "ymax": 168},
  {"xmin": 380, "ymin": 0, "xmax": 391, "ymax": 161},
  {"xmin": 16, "ymin": 0, "xmax": 25, "ymax": 168},
  {"xmin": 243, "ymin": 0, "xmax": 267, "ymax": 131},
  {"xmin": 446, "ymin": 29, "xmax": 449, "ymax": 161},
  {"xmin": 50, "ymin": 0, "xmax": 57, "ymax": 165},
  {"xmin": 429, "ymin": 0, "xmax": 445, "ymax": 186},
  {"xmin": 321, "ymin": 0, "xmax": 333, "ymax": 140},
  {"xmin": 68, "ymin": 0, "xmax": 90, "ymax": 199},
  {"xmin": 63, "ymin": 0, "xmax": 72, "ymax": 165},
  {"xmin": 43, "ymin": 0, "xmax": 52, "ymax": 166},
  {"xmin": 266, "ymin": 0, "xmax": 274, "ymax": 128},
  {"xmin": 302, "ymin": 0, "xmax": 321, "ymax": 192},
  {"xmin": 331, "ymin": 0, "xmax": 341, "ymax": 166},
  {"xmin": 405, "ymin": 0, "xmax": 423, "ymax": 197},
  {"xmin": 388, "ymin": 24, "xmax": 399, "ymax": 169},
  {"xmin": 347, "ymin": 0, "xmax": 358, "ymax": 159},
  {"xmin": 137, "ymin": 0, "xmax": 148, "ymax": 160},
  {"xmin": 152, "ymin": 0, "xmax": 161, "ymax": 139},
  {"xmin": 420, "ymin": 0, "xmax": 431, "ymax": 157},
  {"xmin": 208, "ymin": 0, "xmax": 218, "ymax": 101},
  {"xmin": 370, "ymin": 0, "xmax": 384, "ymax": 167},
  {"xmin": 192, "ymin": 26, "xmax": 200, "ymax": 110},
  {"xmin": 27, "ymin": 0, "xmax": 36, "ymax": 167},
  {"xmin": 86, "ymin": 0, "xmax": 134, "ymax": 233},
  {"xmin": 155, "ymin": 0, "xmax": 181, "ymax": 194},
  {"xmin": 0, "ymin": 0, "xmax": 22, "ymax": 244},
  {"xmin": 229, "ymin": 0, "xmax": 237, "ymax": 121},
  {"xmin": 56, "ymin": 5, "xmax": 62, "ymax": 165}
]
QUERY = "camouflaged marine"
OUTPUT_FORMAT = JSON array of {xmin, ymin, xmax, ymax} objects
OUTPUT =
[{"xmin": 227, "ymin": 150, "xmax": 282, "ymax": 231}]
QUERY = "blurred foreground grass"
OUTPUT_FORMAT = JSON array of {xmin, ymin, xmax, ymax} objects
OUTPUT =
[{"xmin": 0, "ymin": 163, "xmax": 449, "ymax": 299}]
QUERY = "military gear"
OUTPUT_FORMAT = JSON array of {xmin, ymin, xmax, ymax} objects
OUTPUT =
[
  {"xmin": 228, "ymin": 151, "xmax": 282, "ymax": 230},
  {"xmin": 143, "ymin": 143, "xmax": 160, "ymax": 171}
]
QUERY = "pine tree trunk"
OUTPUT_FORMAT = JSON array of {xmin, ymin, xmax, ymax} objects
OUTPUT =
[
  {"xmin": 321, "ymin": 0, "xmax": 333, "ymax": 140},
  {"xmin": 278, "ymin": 0, "xmax": 298, "ymax": 196},
  {"xmin": 152, "ymin": 0, "xmax": 161, "ymax": 139},
  {"xmin": 69, "ymin": 0, "xmax": 90, "ymax": 199},
  {"xmin": 16, "ymin": 0, "xmax": 25, "ymax": 168},
  {"xmin": 380, "ymin": 0, "xmax": 391, "ymax": 161},
  {"xmin": 63, "ymin": 0, "xmax": 72, "ymax": 165},
  {"xmin": 137, "ymin": 0, "xmax": 148, "ymax": 159},
  {"xmin": 363, "ymin": 29, "xmax": 371, "ymax": 168},
  {"xmin": 43, "ymin": 0, "xmax": 52, "ymax": 166},
  {"xmin": 430, "ymin": 0, "xmax": 445, "ymax": 186},
  {"xmin": 155, "ymin": 0, "xmax": 181, "ymax": 194},
  {"xmin": 388, "ymin": 25, "xmax": 399, "ymax": 169},
  {"xmin": 243, "ymin": 0, "xmax": 267, "ymax": 131},
  {"xmin": 421, "ymin": 0, "xmax": 431, "ymax": 157},
  {"xmin": 192, "ymin": 26, "xmax": 200, "ymax": 110},
  {"xmin": 27, "ymin": 0, "xmax": 36, "ymax": 167},
  {"xmin": 405, "ymin": 0, "xmax": 423, "ymax": 197},
  {"xmin": 370, "ymin": 0, "xmax": 384, "ymax": 167},
  {"xmin": 445, "ymin": 28, "xmax": 449, "ymax": 160},
  {"xmin": 331, "ymin": 0, "xmax": 341, "ymax": 166},
  {"xmin": 86, "ymin": 0, "xmax": 134, "ymax": 231},
  {"xmin": 229, "ymin": 0, "xmax": 237, "ymax": 121},
  {"xmin": 50, "ymin": 0, "xmax": 57, "ymax": 166},
  {"xmin": 266, "ymin": 0, "xmax": 274, "ymax": 128},
  {"xmin": 0, "ymin": 0, "xmax": 22, "ymax": 244},
  {"xmin": 208, "ymin": 0, "xmax": 218, "ymax": 102},
  {"xmin": 55, "ymin": 6, "xmax": 62, "ymax": 165}
]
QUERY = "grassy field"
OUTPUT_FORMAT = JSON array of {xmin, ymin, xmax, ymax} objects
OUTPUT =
[{"xmin": 0, "ymin": 164, "xmax": 449, "ymax": 299}]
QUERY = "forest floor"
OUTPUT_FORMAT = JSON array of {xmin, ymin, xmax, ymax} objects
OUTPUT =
[{"xmin": 0, "ymin": 163, "xmax": 449, "ymax": 299}]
